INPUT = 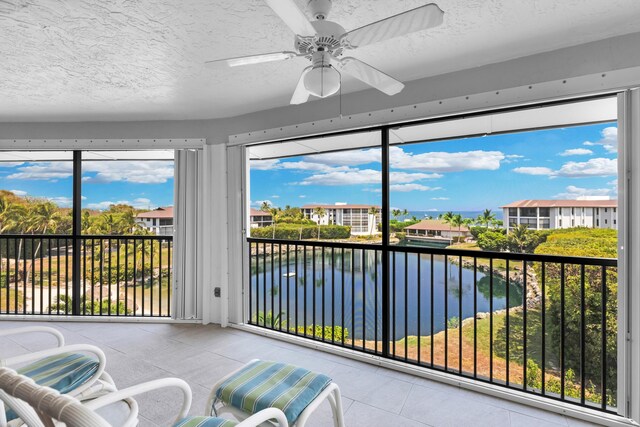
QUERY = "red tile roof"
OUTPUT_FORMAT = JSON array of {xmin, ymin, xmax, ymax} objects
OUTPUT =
[
  {"xmin": 404, "ymin": 219, "xmax": 470, "ymax": 232},
  {"xmin": 250, "ymin": 208, "xmax": 272, "ymax": 217},
  {"xmin": 136, "ymin": 207, "xmax": 173, "ymax": 219},
  {"xmin": 501, "ymin": 199, "xmax": 617, "ymax": 208}
]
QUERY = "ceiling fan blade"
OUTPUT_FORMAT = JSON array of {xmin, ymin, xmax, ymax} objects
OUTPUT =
[
  {"xmin": 343, "ymin": 3, "xmax": 444, "ymax": 48},
  {"xmin": 337, "ymin": 57, "xmax": 404, "ymax": 96},
  {"xmin": 264, "ymin": 0, "xmax": 317, "ymax": 37},
  {"xmin": 205, "ymin": 51, "xmax": 298, "ymax": 68},
  {"xmin": 290, "ymin": 67, "xmax": 312, "ymax": 105}
]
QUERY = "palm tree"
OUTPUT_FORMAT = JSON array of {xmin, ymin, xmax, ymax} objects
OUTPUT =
[
  {"xmin": 0, "ymin": 195, "xmax": 9, "ymax": 232},
  {"xmin": 441, "ymin": 211, "xmax": 454, "ymax": 242},
  {"xmin": 480, "ymin": 208, "xmax": 496, "ymax": 229},
  {"xmin": 450, "ymin": 214, "xmax": 464, "ymax": 244},
  {"xmin": 313, "ymin": 207, "xmax": 326, "ymax": 239},
  {"xmin": 259, "ymin": 202, "xmax": 279, "ymax": 239},
  {"xmin": 391, "ymin": 209, "xmax": 402, "ymax": 221},
  {"xmin": 367, "ymin": 206, "xmax": 380, "ymax": 236},
  {"xmin": 269, "ymin": 208, "xmax": 279, "ymax": 239},
  {"xmin": 24, "ymin": 201, "xmax": 62, "ymax": 288},
  {"xmin": 260, "ymin": 201, "xmax": 271, "ymax": 212},
  {"xmin": 402, "ymin": 209, "xmax": 409, "ymax": 219},
  {"xmin": 509, "ymin": 224, "xmax": 531, "ymax": 253}
]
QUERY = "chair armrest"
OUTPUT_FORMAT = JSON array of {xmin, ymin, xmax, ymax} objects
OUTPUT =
[
  {"xmin": 84, "ymin": 377, "xmax": 192, "ymax": 425},
  {"xmin": 0, "ymin": 326, "xmax": 65, "ymax": 347},
  {"xmin": 237, "ymin": 407, "xmax": 289, "ymax": 427}
]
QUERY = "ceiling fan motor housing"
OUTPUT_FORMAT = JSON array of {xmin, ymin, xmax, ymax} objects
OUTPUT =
[
  {"xmin": 295, "ymin": 19, "xmax": 345, "ymax": 57},
  {"xmin": 307, "ymin": 0, "xmax": 332, "ymax": 20}
]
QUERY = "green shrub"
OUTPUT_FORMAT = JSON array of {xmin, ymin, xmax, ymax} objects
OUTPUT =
[
  {"xmin": 534, "ymin": 227, "xmax": 618, "ymax": 406},
  {"xmin": 293, "ymin": 325, "xmax": 349, "ymax": 342},
  {"xmin": 49, "ymin": 295, "xmax": 132, "ymax": 315},
  {"xmin": 250, "ymin": 224, "xmax": 350, "ymax": 240},
  {"xmin": 477, "ymin": 230, "xmax": 508, "ymax": 251}
]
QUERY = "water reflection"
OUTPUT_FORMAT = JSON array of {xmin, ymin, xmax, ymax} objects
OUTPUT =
[{"xmin": 250, "ymin": 248, "xmax": 522, "ymax": 340}]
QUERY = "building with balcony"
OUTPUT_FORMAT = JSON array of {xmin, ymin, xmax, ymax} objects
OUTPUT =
[
  {"xmin": 136, "ymin": 207, "xmax": 174, "ymax": 236},
  {"xmin": 301, "ymin": 203, "xmax": 380, "ymax": 235},
  {"xmin": 502, "ymin": 199, "xmax": 618, "ymax": 231},
  {"xmin": 249, "ymin": 208, "xmax": 273, "ymax": 228}
]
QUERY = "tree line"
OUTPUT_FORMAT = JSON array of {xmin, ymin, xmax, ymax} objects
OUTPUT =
[{"xmin": 0, "ymin": 190, "xmax": 153, "ymax": 236}]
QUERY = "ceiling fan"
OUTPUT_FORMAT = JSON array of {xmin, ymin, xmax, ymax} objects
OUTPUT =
[{"xmin": 205, "ymin": 0, "xmax": 444, "ymax": 105}]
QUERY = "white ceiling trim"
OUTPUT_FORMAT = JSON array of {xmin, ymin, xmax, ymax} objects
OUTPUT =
[
  {"xmin": 0, "ymin": 138, "xmax": 205, "ymax": 150},
  {"xmin": 229, "ymin": 66, "xmax": 639, "ymax": 147}
]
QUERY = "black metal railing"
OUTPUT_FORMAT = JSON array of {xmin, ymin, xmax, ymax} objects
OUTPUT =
[
  {"xmin": 247, "ymin": 237, "xmax": 617, "ymax": 413},
  {"xmin": 0, "ymin": 235, "xmax": 172, "ymax": 317}
]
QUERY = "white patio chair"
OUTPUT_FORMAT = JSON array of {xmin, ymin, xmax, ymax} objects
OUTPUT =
[
  {"xmin": 207, "ymin": 359, "xmax": 345, "ymax": 427},
  {"xmin": 0, "ymin": 367, "xmax": 288, "ymax": 427},
  {"xmin": 0, "ymin": 326, "xmax": 116, "ymax": 426}
]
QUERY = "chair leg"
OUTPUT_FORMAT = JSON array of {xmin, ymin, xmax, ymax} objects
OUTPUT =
[{"xmin": 329, "ymin": 385, "xmax": 345, "ymax": 427}]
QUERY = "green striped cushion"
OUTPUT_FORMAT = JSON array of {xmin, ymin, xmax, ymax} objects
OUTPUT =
[
  {"xmin": 5, "ymin": 353, "xmax": 99, "ymax": 422},
  {"xmin": 173, "ymin": 416, "xmax": 238, "ymax": 427},
  {"xmin": 215, "ymin": 360, "xmax": 332, "ymax": 424}
]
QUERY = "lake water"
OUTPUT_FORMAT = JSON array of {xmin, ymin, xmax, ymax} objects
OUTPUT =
[{"xmin": 250, "ymin": 248, "xmax": 522, "ymax": 340}]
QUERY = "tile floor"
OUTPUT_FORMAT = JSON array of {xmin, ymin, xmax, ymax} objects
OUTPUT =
[{"xmin": 0, "ymin": 321, "xmax": 601, "ymax": 427}]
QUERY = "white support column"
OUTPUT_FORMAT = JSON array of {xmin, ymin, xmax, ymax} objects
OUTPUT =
[
  {"xmin": 203, "ymin": 144, "xmax": 229, "ymax": 326},
  {"xmin": 619, "ymin": 89, "xmax": 640, "ymax": 422},
  {"xmin": 226, "ymin": 145, "xmax": 246, "ymax": 325}
]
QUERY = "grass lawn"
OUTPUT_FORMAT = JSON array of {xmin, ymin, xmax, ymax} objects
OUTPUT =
[{"xmin": 356, "ymin": 309, "xmax": 547, "ymax": 387}]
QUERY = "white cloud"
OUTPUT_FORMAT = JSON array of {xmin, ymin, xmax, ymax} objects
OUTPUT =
[
  {"xmin": 9, "ymin": 189, "xmax": 27, "ymax": 196},
  {"xmin": 514, "ymin": 158, "xmax": 617, "ymax": 178},
  {"xmin": 252, "ymin": 199, "xmax": 274, "ymax": 208},
  {"xmin": 6, "ymin": 161, "xmax": 173, "ymax": 184},
  {"xmin": 299, "ymin": 195, "xmax": 306, "ymax": 198},
  {"xmin": 87, "ymin": 198, "xmax": 154, "ymax": 211},
  {"xmin": 583, "ymin": 127, "xmax": 617, "ymax": 153},
  {"xmin": 390, "ymin": 147, "xmax": 505, "ymax": 172},
  {"xmin": 553, "ymin": 186, "xmax": 612, "ymax": 199},
  {"xmin": 559, "ymin": 148, "xmax": 593, "ymax": 156},
  {"xmin": 431, "ymin": 197, "xmax": 450, "ymax": 200},
  {"xmin": 0, "ymin": 162, "xmax": 24, "ymax": 167},
  {"xmin": 304, "ymin": 149, "xmax": 381, "ymax": 166},
  {"xmin": 389, "ymin": 184, "xmax": 442, "ymax": 192},
  {"xmin": 513, "ymin": 167, "xmax": 554, "ymax": 176},
  {"xmin": 48, "ymin": 197, "xmax": 74, "ymax": 208},
  {"xmin": 7, "ymin": 163, "xmax": 73, "ymax": 180},
  {"xmin": 502, "ymin": 154, "xmax": 525, "ymax": 164},
  {"xmin": 555, "ymin": 158, "xmax": 617, "ymax": 177},
  {"xmin": 270, "ymin": 195, "xmax": 280, "ymax": 199},
  {"xmin": 299, "ymin": 169, "xmax": 441, "ymax": 186},
  {"xmin": 250, "ymin": 159, "xmax": 280, "ymax": 170},
  {"xmin": 280, "ymin": 162, "xmax": 351, "ymax": 172},
  {"xmin": 83, "ymin": 161, "xmax": 173, "ymax": 184}
]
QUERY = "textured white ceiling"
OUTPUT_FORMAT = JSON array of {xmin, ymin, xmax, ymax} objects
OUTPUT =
[{"xmin": 1, "ymin": 0, "xmax": 639, "ymax": 122}]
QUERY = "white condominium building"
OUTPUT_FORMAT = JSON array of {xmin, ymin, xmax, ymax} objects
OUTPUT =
[
  {"xmin": 301, "ymin": 203, "xmax": 381, "ymax": 235},
  {"xmin": 501, "ymin": 198, "xmax": 617, "ymax": 231}
]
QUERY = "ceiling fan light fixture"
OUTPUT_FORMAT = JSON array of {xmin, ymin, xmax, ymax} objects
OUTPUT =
[{"xmin": 303, "ymin": 65, "xmax": 340, "ymax": 98}]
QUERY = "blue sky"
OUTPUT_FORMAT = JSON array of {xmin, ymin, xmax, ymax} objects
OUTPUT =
[
  {"xmin": 0, "ymin": 160, "xmax": 174, "ymax": 210},
  {"xmin": 250, "ymin": 122, "xmax": 618, "ymax": 212}
]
